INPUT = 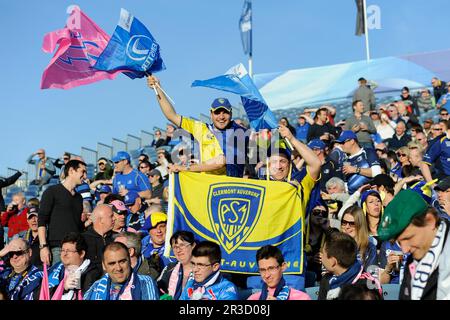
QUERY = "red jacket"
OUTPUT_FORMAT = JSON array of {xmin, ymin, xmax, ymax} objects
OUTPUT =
[{"xmin": 0, "ymin": 207, "xmax": 29, "ymax": 238}]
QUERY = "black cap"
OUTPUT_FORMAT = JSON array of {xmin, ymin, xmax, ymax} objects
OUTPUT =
[
  {"xmin": 434, "ymin": 176, "xmax": 450, "ymax": 192},
  {"xmin": 370, "ymin": 174, "xmax": 395, "ymax": 189},
  {"xmin": 358, "ymin": 77, "xmax": 367, "ymax": 82}
]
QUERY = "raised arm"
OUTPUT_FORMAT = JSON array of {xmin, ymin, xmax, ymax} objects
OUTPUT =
[
  {"xmin": 279, "ymin": 124, "xmax": 321, "ymax": 180},
  {"xmin": 147, "ymin": 75, "xmax": 182, "ymax": 127}
]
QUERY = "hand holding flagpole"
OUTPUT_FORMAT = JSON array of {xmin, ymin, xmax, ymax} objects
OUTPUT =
[
  {"xmin": 145, "ymin": 72, "xmax": 161, "ymax": 100},
  {"xmin": 146, "ymin": 73, "xmax": 175, "ymax": 105}
]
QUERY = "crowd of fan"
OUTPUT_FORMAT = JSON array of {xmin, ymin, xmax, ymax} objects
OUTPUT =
[{"xmin": 0, "ymin": 75, "xmax": 450, "ymax": 300}]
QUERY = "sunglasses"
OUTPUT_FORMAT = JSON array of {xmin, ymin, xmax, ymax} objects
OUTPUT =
[
  {"xmin": 376, "ymin": 148, "xmax": 386, "ymax": 153},
  {"xmin": 433, "ymin": 128, "xmax": 442, "ymax": 131},
  {"xmin": 139, "ymin": 166, "xmax": 149, "ymax": 169},
  {"xmin": 9, "ymin": 250, "xmax": 27, "ymax": 258},
  {"xmin": 63, "ymin": 157, "xmax": 70, "ymax": 160},
  {"xmin": 396, "ymin": 153, "xmax": 407, "ymax": 157},
  {"xmin": 341, "ymin": 220, "xmax": 356, "ymax": 227},
  {"xmin": 440, "ymin": 113, "xmax": 449, "ymax": 116},
  {"xmin": 312, "ymin": 209, "xmax": 327, "ymax": 217},
  {"xmin": 113, "ymin": 210, "xmax": 128, "ymax": 215},
  {"xmin": 98, "ymin": 162, "xmax": 106, "ymax": 166}
]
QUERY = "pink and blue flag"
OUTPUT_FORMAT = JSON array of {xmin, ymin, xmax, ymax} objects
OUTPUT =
[{"xmin": 41, "ymin": 6, "xmax": 122, "ymax": 89}]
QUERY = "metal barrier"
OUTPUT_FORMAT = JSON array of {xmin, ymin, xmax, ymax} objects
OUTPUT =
[
  {"xmin": 5, "ymin": 167, "xmax": 28, "ymax": 191},
  {"xmin": 141, "ymin": 130, "xmax": 154, "ymax": 147},
  {"xmin": 112, "ymin": 138, "xmax": 127, "ymax": 154},
  {"xmin": 81, "ymin": 147, "xmax": 98, "ymax": 165},
  {"xmin": 97, "ymin": 142, "xmax": 113, "ymax": 160},
  {"xmin": 199, "ymin": 113, "xmax": 210, "ymax": 123},
  {"xmin": 127, "ymin": 134, "xmax": 141, "ymax": 151}
]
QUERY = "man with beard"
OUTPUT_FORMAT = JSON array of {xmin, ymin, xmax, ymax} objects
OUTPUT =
[{"xmin": 147, "ymin": 75, "xmax": 249, "ymax": 177}]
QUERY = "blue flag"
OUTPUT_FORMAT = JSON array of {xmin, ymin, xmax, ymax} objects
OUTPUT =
[
  {"xmin": 239, "ymin": 0, "xmax": 252, "ymax": 56},
  {"xmin": 94, "ymin": 8, "xmax": 165, "ymax": 79},
  {"xmin": 192, "ymin": 63, "xmax": 277, "ymax": 131}
]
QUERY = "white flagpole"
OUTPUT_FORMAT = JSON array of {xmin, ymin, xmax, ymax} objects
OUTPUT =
[
  {"xmin": 249, "ymin": 54, "xmax": 253, "ymax": 78},
  {"xmin": 363, "ymin": 0, "xmax": 371, "ymax": 61}
]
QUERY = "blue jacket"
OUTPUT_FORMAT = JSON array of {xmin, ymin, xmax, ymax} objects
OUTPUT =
[
  {"xmin": 180, "ymin": 274, "xmax": 238, "ymax": 300},
  {"xmin": 84, "ymin": 272, "xmax": 159, "ymax": 300}
]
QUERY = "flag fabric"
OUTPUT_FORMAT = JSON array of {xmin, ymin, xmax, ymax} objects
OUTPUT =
[
  {"xmin": 164, "ymin": 172, "xmax": 305, "ymax": 275},
  {"xmin": 39, "ymin": 264, "xmax": 50, "ymax": 300},
  {"xmin": 239, "ymin": 0, "xmax": 252, "ymax": 56},
  {"xmin": 192, "ymin": 63, "xmax": 278, "ymax": 131},
  {"xmin": 41, "ymin": 6, "xmax": 121, "ymax": 89},
  {"xmin": 355, "ymin": 0, "xmax": 365, "ymax": 36},
  {"xmin": 94, "ymin": 8, "xmax": 165, "ymax": 79}
]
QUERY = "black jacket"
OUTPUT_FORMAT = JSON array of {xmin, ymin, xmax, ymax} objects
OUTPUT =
[
  {"xmin": 38, "ymin": 184, "xmax": 84, "ymax": 247},
  {"xmin": 307, "ymin": 123, "xmax": 340, "ymax": 143},
  {"xmin": 433, "ymin": 81, "xmax": 447, "ymax": 102},
  {"xmin": 81, "ymin": 226, "xmax": 113, "ymax": 278}
]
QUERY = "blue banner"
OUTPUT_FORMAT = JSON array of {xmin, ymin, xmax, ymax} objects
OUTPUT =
[
  {"xmin": 165, "ymin": 172, "xmax": 305, "ymax": 275},
  {"xmin": 94, "ymin": 8, "xmax": 165, "ymax": 79},
  {"xmin": 192, "ymin": 63, "xmax": 278, "ymax": 131},
  {"xmin": 239, "ymin": 0, "xmax": 252, "ymax": 56}
]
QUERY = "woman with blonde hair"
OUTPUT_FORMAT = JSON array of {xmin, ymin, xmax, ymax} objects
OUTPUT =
[
  {"xmin": 396, "ymin": 146, "xmax": 410, "ymax": 167},
  {"xmin": 340, "ymin": 205, "xmax": 377, "ymax": 270}
]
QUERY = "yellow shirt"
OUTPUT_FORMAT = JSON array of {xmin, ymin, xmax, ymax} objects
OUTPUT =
[{"xmin": 180, "ymin": 117, "xmax": 226, "ymax": 175}]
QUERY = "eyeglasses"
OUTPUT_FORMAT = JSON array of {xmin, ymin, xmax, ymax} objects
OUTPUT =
[
  {"xmin": 396, "ymin": 153, "xmax": 407, "ymax": 157},
  {"xmin": 312, "ymin": 209, "xmax": 327, "ymax": 217},
  {"xmin": 190, "ymin": 261, "xmax": 215, "ymax": 270},
  {"xmin": 172, "ymin": 243, "xmax": 192, "ymax": 251},
  {"xmin": 341, "ymin": 220, "xmax": 356, "ymax": 227},
  {"xmin": 9, "ymin": 250, "xmax": 28, "ymax": 258},
  {"xmin": 61, "ymin": 249, "xmax": 79, "ymax": 254},
  {"xmin": 258, "ymin": 265, "xmax": 281, "ymax": 274}
]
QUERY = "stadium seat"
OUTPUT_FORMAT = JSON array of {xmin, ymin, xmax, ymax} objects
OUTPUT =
[
  {"xmin": 381, "ymin": 284, "xmax": 400, "ymax": 300},
  {"xmin": 49, "ymin": 178, "xmax": 60, "ymax": 185},
  {"xmin": 305, "ymin": 286, "xmax": 320, "ymax": 300}
]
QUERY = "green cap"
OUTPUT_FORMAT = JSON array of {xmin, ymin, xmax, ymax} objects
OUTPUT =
[{"xmin": 377, "ymin": 189, "xmax": 429, "ymax": 241}]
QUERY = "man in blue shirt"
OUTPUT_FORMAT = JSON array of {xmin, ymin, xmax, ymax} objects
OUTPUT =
[
  {"xmin": 295, "ymin": 114, "xmax": 310, "ymax": 143},
  {"xmin": 421, "ymin": 120, "xmax": 450, "ymax": 182},
  {"xmin": 337, "ymin": 131, "xmax": 381, "ymax": 194},
  {"xmin": 180, "ymin": 241, "xmax": 238, "ymax": 300},
  {"xmin": 112, "ymin": 151, "xmax": 152, "ymax": 200}
]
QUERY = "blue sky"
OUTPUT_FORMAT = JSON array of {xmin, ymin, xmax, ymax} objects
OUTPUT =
[{"xmin": 1, "ymin": 0, "xmax": 448, "ymax": 176}]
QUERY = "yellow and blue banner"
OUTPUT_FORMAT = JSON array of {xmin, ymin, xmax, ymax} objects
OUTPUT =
[{"xmin": 165, "ymin": 172, "xmax": 304, "ymax": 275}]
